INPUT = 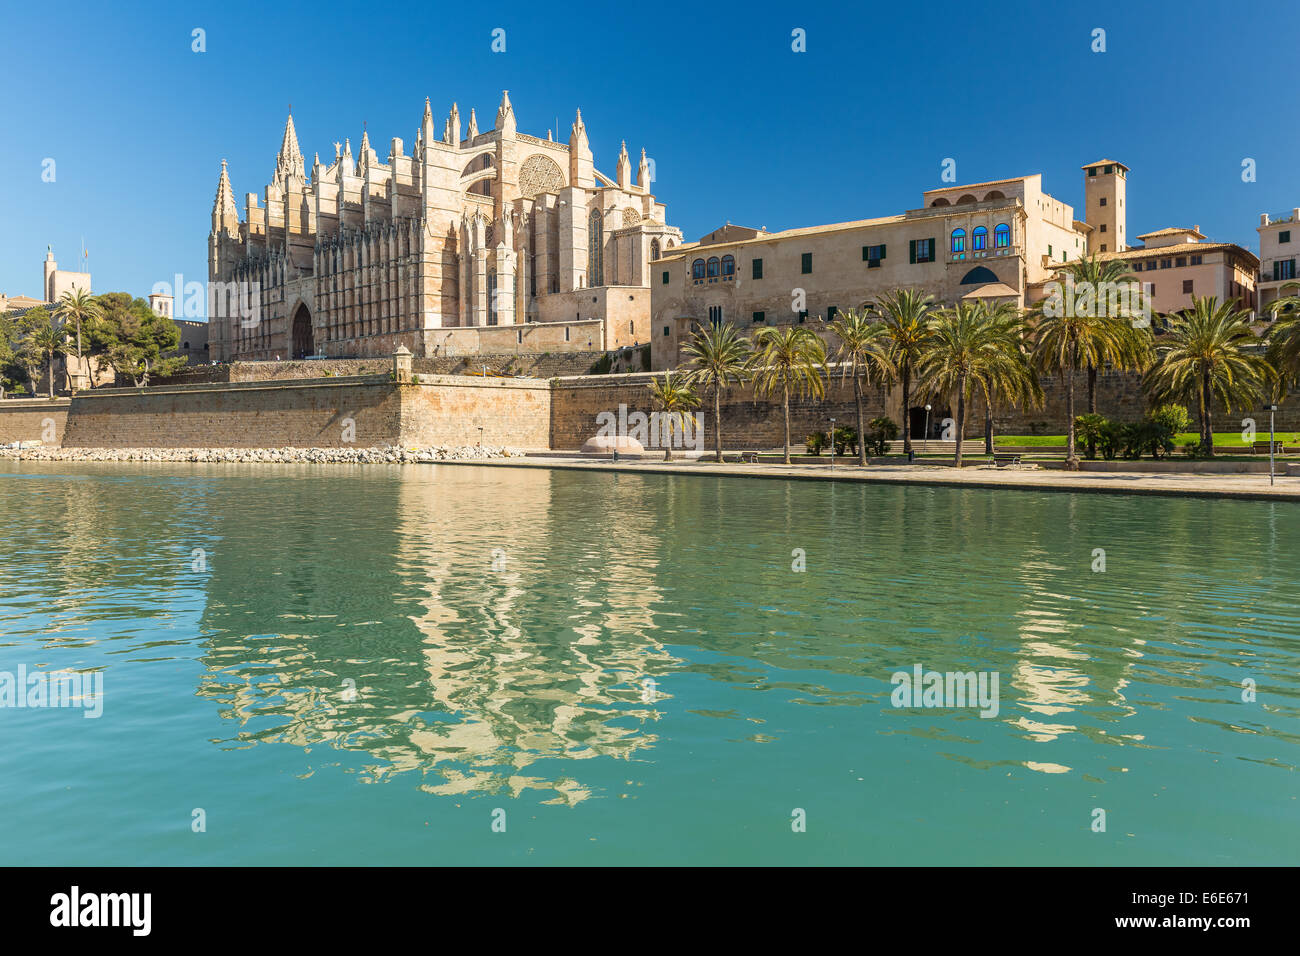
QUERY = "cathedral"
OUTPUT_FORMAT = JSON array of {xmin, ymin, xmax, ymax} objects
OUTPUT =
[{"xmin": 208, "ymin": 92, "xmax": 681, "ymax": 361}]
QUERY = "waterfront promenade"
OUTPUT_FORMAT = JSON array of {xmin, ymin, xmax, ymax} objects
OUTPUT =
[{"xmin": 449, "ymin": 456, "xmax": 1300, "ymax": 501}]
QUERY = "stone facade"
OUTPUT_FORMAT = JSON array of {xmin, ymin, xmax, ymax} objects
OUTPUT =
[{"xmin": 208, "ymin": 93, "xmax": 681, "ymax": 363}]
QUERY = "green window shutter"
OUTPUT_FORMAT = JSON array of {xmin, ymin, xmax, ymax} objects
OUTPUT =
[
  {"xmin": 880, "ymin": 244, "xmax": 886, "ymax": 260},
  {"xmin": 909, "ymin": 240, "xmax": 916, "ymax": 264},
  {"xmin": 862, "ymin": 246, "xmax": 869, "ymax": 261}
]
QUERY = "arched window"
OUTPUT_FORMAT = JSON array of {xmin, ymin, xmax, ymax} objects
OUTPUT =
[
  {"xmin": 994, "ymin": 223, "xmax": 1011, "ymax": 249},
  {"xmin": 721, "ymin": 254, "xmax": 735, "ymax": 277},
  {"xmin": 972, "ymin": 226, "xmax": 988, "ymax": 251},
  {"xmin": 487, "ymin": 269, "xmax": 498, "ymax": 325},
  {"xmin": 950, "ymin": 229, "xmax": 966, "ymax": 255},
  {"xmin": 588, "ymin": 209, "xmax": 603, "ymax": 286},
  {"xmin": 707, "ymin": 257, "xmax": 720, "ymax": 278},
  {"xmin": 650, "ymin": 239, "xmax": 661, "ymax": 260},
  {"xmin": 930, "ymin": 198, "xmax": 950, "ymax": 207},
  {"xmin": 692, "ymin": 258, "xmax": 706, "ymax": 280}
]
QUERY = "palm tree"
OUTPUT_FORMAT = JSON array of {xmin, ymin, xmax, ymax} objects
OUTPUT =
[
  {"xmin": 969, "ymin": 301, "xmax": 1043, "ymax": 455},
  {"xmin": 681, "ymin": 321, "xmax": 751, "ymax": 462},
  {"xmin": 749, "ymin": 325, "xmax": 827, "ymax": 464},
  {"xmin": 873, "ymin": 288, "xmax": 936, "ymax": 454},
  {"xmin": 829, "ymin": 309, "xmax": 894, "ymax": 465},
  {"xmin": 646, "ymin": 372, "xmax": 701, "ymax": 461},
  {"xmin": 1029, "ymin": 260, "xmax": 1143, "ymax": 469},
  {"xmin": 1144, "ymin": 296, "xmax": 1270, "ymax": 456},
  {"xmin": 28, "ymin": 322, "xmax": 70, "ymax": 397},
  {"xmin": 1264, "ymin": 281, "xmax": 1300, "ymax": 390},
  {"xmin": 916, "ymin": 301, "xmax": 1005, "ymax": 466},
  {"xmin": 53, "ymin": 289, "xmax": 101, "ymax": 392}
]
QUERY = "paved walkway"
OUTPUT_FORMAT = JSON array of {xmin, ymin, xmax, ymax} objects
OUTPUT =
[{"xmin": 443, "ymin": 455, "xmax": 1300, "ymax": 501}]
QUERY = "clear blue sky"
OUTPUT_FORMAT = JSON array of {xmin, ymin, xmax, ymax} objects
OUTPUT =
[{"xmin": 2, "ymin": 0, "xmax": 1296, "ymax": 314}]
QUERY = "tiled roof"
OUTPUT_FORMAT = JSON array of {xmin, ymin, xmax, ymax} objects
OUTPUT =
[
  {"xmin": 1136, "ymin": 227, "xmax": 1205, "ymax": 240},
  {"xmin": 923, "ymin": 175, "xmax": 1031, "ymax": 195},
  {"xmin": 1082, "ymin": 158, "xmax": 1130, "ymax": 170}
]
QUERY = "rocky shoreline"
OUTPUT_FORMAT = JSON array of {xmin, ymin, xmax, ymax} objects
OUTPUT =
[{"xmin": 0, "ymin": 444, "xmax": 527, "ymax": 464}]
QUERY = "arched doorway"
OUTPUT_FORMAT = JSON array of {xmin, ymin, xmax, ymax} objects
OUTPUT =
[{"xmin": 291, "ymin": 304, "xmax": 314, "ymax": 359}]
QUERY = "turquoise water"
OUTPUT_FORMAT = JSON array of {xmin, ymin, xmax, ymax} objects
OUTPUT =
[{"xmin": 0, "ymin": 461, "xmax": 1296, "ymax": 865}]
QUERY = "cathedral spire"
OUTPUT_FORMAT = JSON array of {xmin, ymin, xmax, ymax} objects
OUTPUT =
[
  {"xmin": 467, "ymin": 108, "xmax": 478, "ymax": 139},
  {"xmin": 446, "ymin": 103, "xmax": 461, "ymax": 145},
  {"xmin": 496, "ymin": 89, "xmax": 516, "ymax": 135},
  {"xmin": 637, "ymin": 147, "xmax": 650, "ymax": 190},
  {"xmin": 273, "ymin": 112, "xmax": 306, "ymax": 189},
  {"xmin": 421, "ymin": 96, "xmax": 435, "ymax": 148},
  {"xmin": 341, "ymin": 137, "xmax": 354, "ymax": 176},
  {"xmin": 616, "ymin": 140, "xmax": 631, "ymax": 190},
  {"xmin": 212, "ymin": 159, "xmax": 239, "ymax": 231}
]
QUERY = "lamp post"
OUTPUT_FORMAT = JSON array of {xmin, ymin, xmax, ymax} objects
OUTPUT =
[
  {"xmin": 1265, "ymin": 404, "xmax": 1279, "ymax": 485},
  {"xmin": 923, "ymin": 404, "xmax": 932, "ymax": 455},
  {"xmin": 829, "ymin": 417, "xmax": 836, "ymax": 471}
]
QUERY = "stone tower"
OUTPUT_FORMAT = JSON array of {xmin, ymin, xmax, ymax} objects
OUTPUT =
[{"xmin": 1082, "ymin": 159, "xmax": 1128, "ymax": 253}]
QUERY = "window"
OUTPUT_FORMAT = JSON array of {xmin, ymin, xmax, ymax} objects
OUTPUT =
[
  {"xmin": 1106, "ymin": 165, "xmax": 1114, "ymax": 173},
  {"xmin": 1281, "ymin": 231, "xmax": 1292, "ymax": 243},
  {"xmin": 707, "ymin": 256, "xmax": 720, "ymax": 278},
  {"xmin": 994, "ymin": 224, "xmax": 1010, "ymax": 249},
  {"xmin": 1175, "ymin": 257, "xmax": 1186, "ymax": 267},
  {"xmin": 864, "ymin": 243, "xmax": 886, "ymax": 267},
  {"xmin": 1183, "ymin": 280, "xmax": 1194, "ymax": 294},
  {"xmin": 798, "ymin": 310, "xmax": 808, "ymax": 323},
  {"xmin": 565, "ymin": 327, "xmax": 570, "ymax": 342},
  {"xmin": 1088, "ymin": 167, "xmax": 1097, "ymax": 177},
  {"xmin": 827, "ymin": 305, "xmax": 838, "ymax": 322},
  {"xmin": 663, "ymin": 325, "xmax": 670, "ymax": 336},
  {"xmin": 1099, "ymin": 197, "xmax": 1107, "ymax": 207},
  {"xmin": 1047, "ymin": 245, "xmax": 1053, "ymax": 257},
  {"xmin": 651, "ymin": 239, "xmax": 660, "ymax": 260},
  {"xmin": 487, "ymin": 269, "xmax": 498, "ymax": 325},
  {"xmin": 1190, "ymin": 254, "xmax": 1202, "ymax": 265},
  {"xmin": 801, "ymin": 252, "xmax": 813, "ymax": 274},
  {"xmin": 1100, "ymin": 244, "xmax": 1107, "ymax": 252},
  {"xmin": 752, "ymin": 311, "xmax": 765, "ymax": 323},
  {"xmin": 1160, "ymin": 259, "xmax": 1171, "ymax": 269},
  {"xmin": 588, "ymin": 209, "xmax": 603, "ymax": 286},
  {"xmin": 721, "ymin": 255, "xmax": 735, "ymax": 278},
  {"xmin": 909, "ymin": 238, "xmax": 935, "ymax": 263},
  {"xmin": 708, "ymin": 305, "xmax": 723, "ymax": 326},
  {"xmin": 1276, "ymin": 259, "xmax": 1297, "ymax": 280},
  {"xmin": 972, "ymin": 227, "xmax": 987, "ymax": 252},
  {"xmin": 950, "ymin": 228, "xmax": 966, "ymax": 258},
  {"xmin": 1132, "ymin": 262, "xmax": 1142, "ymax": 272},
  {"xmin": 1100, "ymin": 224, "xmax": 1107, "ymax": 233},
  {"xmin": 752, "ymin": 258, "xmax": 763, "ymax": 279},
  {"xmin": 662, "ymin": 270, "xmax": 669, "ymax": 284},
  {"xmin": 692, "ymin": 258, "xmax": 705, "ymax": 280}
]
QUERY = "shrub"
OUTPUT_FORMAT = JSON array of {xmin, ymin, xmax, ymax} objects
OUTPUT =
[
  {"xmin": 806, "ymin": 431, "xmax": 826, "ymax": 455},
  {"xmin": 1075, "ymin": 414, "xmax": 1108, "ymax": 460},
  {"xmin": 864, "ymin": 416, "xmax": 899, "ymax": 456},
  {"xmin": 831, "ymin": 425, "xmax": 858, "ymax": 456},
  {"xmin": 589, "ymin": 353, "xmax": 613, "ymax": 375}
]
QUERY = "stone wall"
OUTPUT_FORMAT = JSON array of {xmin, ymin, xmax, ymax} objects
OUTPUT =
[
  {"xmin": 61, "ymin": 378, "xmax": 402, "ymax": 448},
  {"xmin": 549, "ymin": 372, "xmax": 885, "ymax": 451},
  {"xmin": 0, "ymin": 399, "xmax": 70, "ymax": 444},
  {"xmin": 401, "ymin": 376, "xmax": 551, "ymax": 449}
]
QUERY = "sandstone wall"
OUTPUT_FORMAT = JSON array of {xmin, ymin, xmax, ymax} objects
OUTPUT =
[
  {"xmin": 401, "ymin": 377, "xmax": 551, "ymax": 449},
  {"xmin": 0, "ymin": 399, "xmax": 70, "ymax": 445},
  {"xmin": 61, "ymin": 378, "xmax": 402, "ymax": 448}
]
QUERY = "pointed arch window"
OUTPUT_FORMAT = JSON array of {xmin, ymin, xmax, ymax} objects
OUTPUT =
[
  {"xmin": 721, "ymin": 255, "xmax": 735, "ymax": 278},
  {"xmin": 651, "ymin": 239, "xmax": 661, "ymax": 260},
  {"xmin": 950, "ymin": 229, "xmax": 966, "ymax": 258},
  {"xmin": 487, "ymin": 268, "xmax": 498, "ymax": 325},
  {"xmin": 588, "ymin": 209, "xmax": 603, "ymax": 286},
  {"xmin": 972, "ymin": 226, "xmax": 988, "ymax": 252},
  {"xmin": 994, "ymin": 223, "xmax": 1011, "ymax": 249}
]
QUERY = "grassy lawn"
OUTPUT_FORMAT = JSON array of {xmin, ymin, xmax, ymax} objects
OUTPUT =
[{"xmin": 995, "ymin": 432, "xmax": 1300, "ymax": 448}]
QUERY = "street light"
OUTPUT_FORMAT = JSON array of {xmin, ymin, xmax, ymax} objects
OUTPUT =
[
  {"xmin": 1265, "ymin": 404, "xmax": 1279, "ymax": 485},
  {"xmin": 923, "ymin": 404, "xmax": 932, "ymax": 454},
  {"xmin": 829, "ymin": 417, "xmax": 836, "ymax": 471}
]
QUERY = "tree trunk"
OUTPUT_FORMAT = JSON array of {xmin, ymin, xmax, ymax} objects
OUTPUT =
[
  {"xmin": 854, "ymin": 373, "xmax": 867, "ymax": 466},
  {"xmin": 782, "ymin": 381, "xmax": 791, "ymax": 465},
  {"xmin": 714, "ymin": 387, "xmax": 723, "ymax": 463},
  {"xmin": 955, "ymin": 376, "xmax": 966, "ymax": 467},
  {"xmin": 901, "ymin": 360, "xmax": 912, "ymax": 454},
  {"xmin": 1065, "ymin": 342, "xmax": 1079, "ymax": 470},
  {"xmin": 1086, "ymin": 362, "xmax": 1098, "ymax": 459},
  {"xmin": 1200, "ymin": 368, "xmax": 1213, "ymax": 457},
  {"xmin": 984, "ymin": 400, "xmax": 994, "ymax": 456}
]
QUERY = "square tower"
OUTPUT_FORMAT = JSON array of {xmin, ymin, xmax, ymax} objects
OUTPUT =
[{"xmin": 1082, "ymin": 159, "xmax": 1128, "ymax": 253}]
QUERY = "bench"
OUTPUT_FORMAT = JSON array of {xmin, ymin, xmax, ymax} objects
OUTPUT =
[
  {"xmin": 992, "ymin": 453, "xmax": 1022, "ymax": 468},
  {"xmin": 1252, "ymin": 441, "xmax": 1284, "ymax": 454}
]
